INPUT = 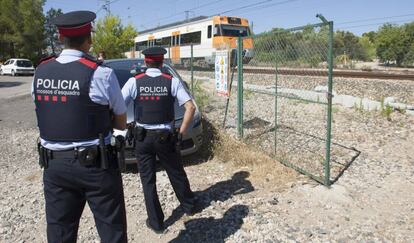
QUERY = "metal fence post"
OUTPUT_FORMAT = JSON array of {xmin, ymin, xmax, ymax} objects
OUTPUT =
[
  {"xmin": 222, "ymin": 66, "xmax": 236, "ymax": 128},
  {"xmin": 274, "ymin": 60, "xmax": 278, "ymax": 156},
  {"xmin": 190, "ymin": 43, "xmax": 194, "ymax": 93},
  {"xmin": 237, "ymin": 37, "xmax": 244, "ymax": 139},
  {"xmin": 316, "ymin": 14, "xmax": 333, "ymax": 186},
  {"xmin": 324, "ymin": 20, "xmax": 334, "ymax": 187}
]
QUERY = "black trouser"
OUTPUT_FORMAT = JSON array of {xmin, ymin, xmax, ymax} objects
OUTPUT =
[
  {"xmin": 135, "ymin": 132, "xmax": 195, "ymax": 230},
  {"xmin": 43, "ymin": 154, "xmax": 127, "ymax": 243}
]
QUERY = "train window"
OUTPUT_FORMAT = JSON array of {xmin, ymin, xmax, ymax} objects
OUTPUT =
[
  {"xmin": 207, "ymin": 25, "xmax": 212, "ymax": 38},
  {"xmin": 161, "ymin": 36, "xmax": 171, "ymax": 47},
  {"xmin": 213, "ymin": 25, "xmax": 220, "ymax": 36},
  {"xmin": 172, "ymin": 35, "xmax": 179, "ymax": 46},
  {"xmin": 136, "ymin": 40, "xmax": 148, "ymax": 51},
  {"xmin": 227, "ymin": 17, "xmax": 242, "ymax": 25},
  {"xmin": 180, "ymin": 31, "xmax": 201, "ymax": 45},
  {"xmin": 215, "ymin": 24, "xmax": 249, "ymax": 37}
]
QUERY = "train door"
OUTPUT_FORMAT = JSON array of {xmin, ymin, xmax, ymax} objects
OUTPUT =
[
  {"xmin": 171, "ymin": 31, "xmax": 180, "ymax": 64},
  {"xmin": 148, "ymin": 35, "xmax": 155, "ymax": 47}
]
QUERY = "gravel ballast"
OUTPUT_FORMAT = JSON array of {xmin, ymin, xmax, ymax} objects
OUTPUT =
[{"xmin": 1, "ymin": 70, "xmax": 414, "ymax": 243}]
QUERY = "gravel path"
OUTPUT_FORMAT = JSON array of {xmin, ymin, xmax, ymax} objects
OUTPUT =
[
  {"xmin": 0, "ymin": 126, "xmax": 298, "ymax": 243},
  {"xmin": 1, "ymin": 81, "xmax": 413, "ymax": 242}
]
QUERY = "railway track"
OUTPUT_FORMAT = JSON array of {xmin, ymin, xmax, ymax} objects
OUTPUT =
[
  {"xmin": 243, "ymin": 68, "xmax": 414, "ymax": 81},
  {"xmin": 177, "ymin": 66, "xmax": 414, "ymax": 81}
]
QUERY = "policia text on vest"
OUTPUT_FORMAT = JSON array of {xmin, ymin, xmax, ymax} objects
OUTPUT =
[{"xmin": 35, "ymin": 78, "xmax": 81, "ymax": 96}]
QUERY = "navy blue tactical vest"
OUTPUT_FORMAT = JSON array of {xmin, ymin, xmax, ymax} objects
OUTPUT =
[
  {"xmin": 134, "ymin": 72, "xmax": 175, "ymax": 124},
  {"xmin": 33, "ymin": 56, "xmax": 111, "ymax": 141}
]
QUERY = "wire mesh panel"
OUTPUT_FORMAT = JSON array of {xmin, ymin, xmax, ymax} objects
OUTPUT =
[
  {"xmin": 167, "ymin": 44, "xmax": 218, "ymax": 114},
  {"xmin": 241, "ymin": 22, "xmax": 334, "ymax": 185}
]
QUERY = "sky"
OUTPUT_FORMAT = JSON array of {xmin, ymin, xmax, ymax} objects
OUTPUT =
[{"xmin": 44, "ymin": 0, "xmax": 414, "ymax": 36}]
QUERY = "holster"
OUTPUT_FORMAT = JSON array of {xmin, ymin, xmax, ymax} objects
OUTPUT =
[
  {"xmin": 157, "ymin": 131, "xmax": 171, "ymax": 144},
  {"xmin": 112, "ymin": 135, "xmax": 126, "ymax": 172},
  {"xmin": 99, "ymin": 134, "xmax": 109, "ymax": 169},
  {"xmin": 125, "ymin": 124, "xmax": 135, "ymax": 146},
  {"xmin": 37, "ymin": 142, "xmax": 49, "ymax": 169},
  {"xmin": 134, "ymin": 126, "xmax": 146, "ymax": 141},
  {"xmin": 77, "ymin": 146, "xmax": 99, "ymax": 166},
  {"xmin": 173, "ymin": 131, "xmax": 183, "ymax": 151}
]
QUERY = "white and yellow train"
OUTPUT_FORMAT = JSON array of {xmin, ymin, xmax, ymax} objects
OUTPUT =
[{"xmin": 132, "ymin": 16, "xmax": 254, "ymax": 66}]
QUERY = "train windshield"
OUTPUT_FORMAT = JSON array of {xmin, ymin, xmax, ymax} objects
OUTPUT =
[{"xmin": 216, "ymin": 24, "xmax": 250, "ymax": 37}]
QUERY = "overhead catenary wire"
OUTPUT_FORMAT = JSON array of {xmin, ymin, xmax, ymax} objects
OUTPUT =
[
  {"xmin": 336, "ymin": 13, "xmax": 414, "ymax": 26},
  {"xmin": 132, "ymin": 0, "xmax": 226, "ymax": 25},
  {"xmin": 118, "ymin": 0, "xmax": 414, "ymax": 35},
  {"xmin": 140, "ymin": 0, "xmax": 299, "ymax": 30},
  {"xmin": 338, "ymin": 18, "xmax": 414, "ymax": 30},
  {"xmin": 216, "ymin": 0, "xmax": 298, "ymax": 16},
  {"xmin": 97, "ymin": 0, "xmax": 122, "ymax": 15}
]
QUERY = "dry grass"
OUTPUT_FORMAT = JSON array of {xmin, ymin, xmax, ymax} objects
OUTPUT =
[
  {"xmin": 193, "ymin": 79, "xmax": 300, "ymax": 189},
  {"xmin": 203, "ymin": 118, "xmax": 299, "ymax": 189}
]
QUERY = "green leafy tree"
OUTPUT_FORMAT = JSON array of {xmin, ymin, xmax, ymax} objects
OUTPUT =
[
  {"xmin": 45, "ymin": 8, "xmax": 63, "ymax": 55},
  {"xmin": 0, "ymin": 0, "xmax": 19, "ymax": 60},
  {"xmin": 362, "ymin": 31, "xmax": 377, "ymax": 43},
  {"xmin": 358, "ymin": 35, "xmax": 376, "ymax": 61},
  {"xmin": 334, "ymin": 30, "xmax": 367, "ymax": 61},
  {"xmin": 401, "ymin": 22, "xmax": 414, "ymax": 66},
  {"xmin": 375, "ymin": 23, "xmax": 409, "ymax": 66},
  {"xmin": 402, "ymin": 43, "xmax": 414, "ymax": 67},
  {"xmin": 0, "ymin": 0, "xmax": 45, "ymax": 63},
  {"xmin": 254, "ymin": 25, "xmax": 329, "ymax": 67},
  {"xmin": 92, "ymin": 15, "xmax": 137, "ymax": 59}
]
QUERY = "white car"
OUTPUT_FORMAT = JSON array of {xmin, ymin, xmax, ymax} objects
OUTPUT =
[{"xmin": 0, "ymin": 58, "xmax": 35, "ymax": 76}]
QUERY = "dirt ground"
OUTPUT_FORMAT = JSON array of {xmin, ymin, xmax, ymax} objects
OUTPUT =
[{"xmin": 1, "ymin": 80, "xmax": 413, "ymax": 242}]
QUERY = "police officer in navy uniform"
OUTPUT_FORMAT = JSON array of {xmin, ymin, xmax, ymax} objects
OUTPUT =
[
  {"xmin": 32, "ymin": 11, "xmax": 128, "ymax": 243},
  {"xmin": 122, "ymin": 47, "xmax": 198, "ymax": 233}
]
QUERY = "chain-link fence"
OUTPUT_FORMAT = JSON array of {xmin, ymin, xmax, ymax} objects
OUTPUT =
[
  {"xmin": 165, "ymin": 45, "xmax": 216, "ymax": 117},
  {"xmin": 232, "ymin": 18, "xmax": 335, "ymax": 186},
  {"xmin": 138, "ymin": 17, "xmax": 359, "ymax": 186}
]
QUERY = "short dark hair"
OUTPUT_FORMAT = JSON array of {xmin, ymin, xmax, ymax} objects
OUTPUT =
[
  {"xmin": 146, "ymin": 61, "xmax": 163, "ymax": 68},
  {"xmin": 63, "ymin": 33, "xmax": 91, "ymax": 49}
]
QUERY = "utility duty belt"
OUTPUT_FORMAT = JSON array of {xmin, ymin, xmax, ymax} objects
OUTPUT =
[
  {"xmin": 133, "ymin": 127, "xmax": 171, "ymax": 142},
  {"xmin": 37, "ymin": 134, "xmax": 126, "ymax": 171},
  {"xmin": 133, "ymin": 126, "xmax": 183, "ymax": 150},
  {"xmin": 37, "ymin": 144, "xmax": 112, "ymax": 169}
]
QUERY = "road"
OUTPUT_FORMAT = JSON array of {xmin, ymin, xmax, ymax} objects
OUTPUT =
[
  {"xmin": 0, "ymin": 75, "xmax": 33, "ymax": 99},
  {"xmin": 0, "ymin": 75, "xmax": 36, "ymax": 129}
]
